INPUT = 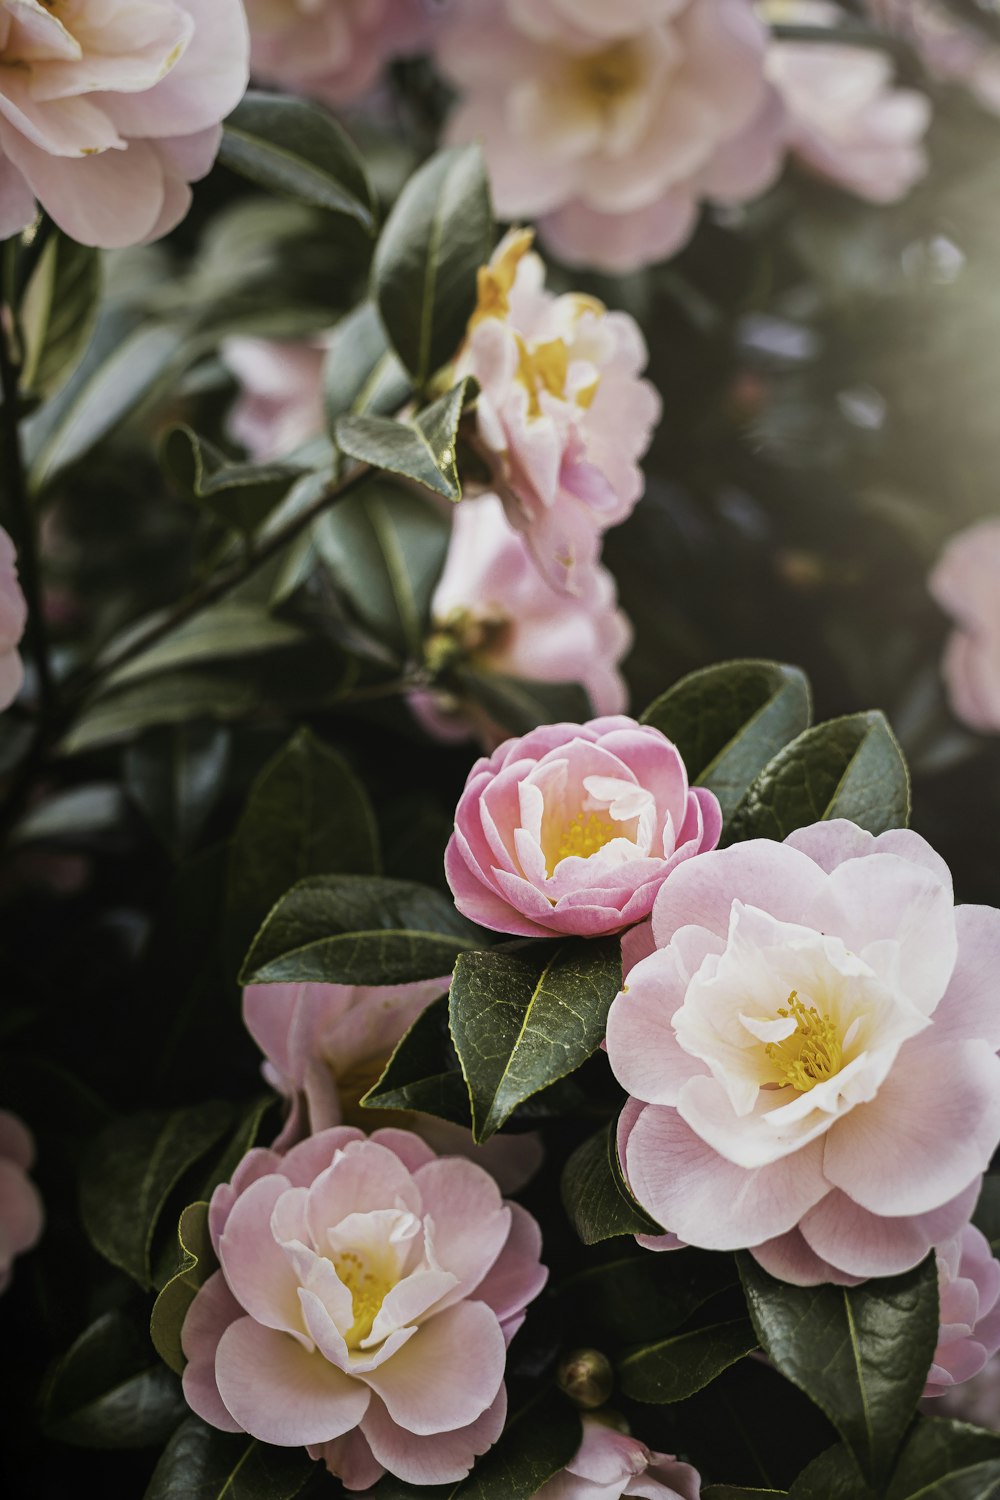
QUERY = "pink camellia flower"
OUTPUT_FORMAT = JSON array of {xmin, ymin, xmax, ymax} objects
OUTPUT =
[
  {"xmin": 0, "ymin": 526, "xmax": 26, "ymax": 712},
  {"xmin": 244, "ymin": 0, "xmax": 436, "ymax": 108},
  {"xmin": 765, "ymin": 1, "xmax": 931, "ymax": 204},
  {"xmin": 412, "ymin": 494, "xmax": 631, "ymax": 749},
  {"xmin": 606, "ymin": 820, "xmax": 1000, "ymax": 1283},
  {"xmin": 181, "ymin": 1126, "xmax": 547, "ymax": 1489},
  {"xmin": 223, "ymin": 337, "xmax": 327, "ymax": 462},
  {"xmin": 457, "ymin": 230, "xmax": 661, "ymax": 596},
  {"xmin": 536, "ymin": 1416, "xmax": 702, "ymax": 1499},
  {"xmin": 929, "ymin": 519, "xmax": 1000, "ymax": 734},
  {"xmin": 0, "ymin": 1, "xmax": 250, "ymax": 248},
  {"xmin": 925, "ymin": 1223, "xmax": 1000, "ymax": 1399},
  {"xmin": 0, "ymin": 1109, "xmax": 43, "ymax": 1293},
  {"xmin": 437, "ymin": 0, "xmax": 786, "ymax": 273},
  {"xmin": 445, "ymin": 715, "xmax": 722, "ymax": 940}
]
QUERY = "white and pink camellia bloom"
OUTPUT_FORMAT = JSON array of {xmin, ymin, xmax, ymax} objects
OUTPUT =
[
  {"xmin": 0, "ymin": 526, "xmax": 26, "ymax": 712},
  {"xmin": 0, "ymin": 1109, "xmax": 43, "ymax": 1293},
  {"xmin": 438, "ymin": 0, "xmax": 785, "ymax": 273},
  {"xmin": 412, "ymin": 494, "xmax": 631, "ymax": 749},
  {"xmin": 765, "ymin": 1, "xmax": 931, "ymax": 204},
  {"xmin": 536, "ymin": 1416, "xmax": 702, "ymax": 1500},
  {"xmin": 0, "ymin": 0, "xmax": 250, "ymax": 248},
  {"xmin": 606, "ymin": 820, "xmax": 1000, "ymax": 1284},
  {"xmin": 445, "ymin": 716, "xmax": 722, "ymax": 940},
  {"xmin": 458, "ymin": 230, "xmax": 661, "ymax": 597},
  {"xmin": 929, "ymin": 519, "xmax": 1000, "ymax": 734},
  {"xmin": 925, "ymin": 1223, "xmax": 1000, "ymax": 1399},
  {"xmin": 223, "ymin": 337, "xmax": 327, "ymax": 463},
  {"xmin": 181, "ymin": 1126, "xmax": 547, "ymax": 1489}
]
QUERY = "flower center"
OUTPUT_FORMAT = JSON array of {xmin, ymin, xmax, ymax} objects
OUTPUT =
[
  {"xmin": 571, "ymin": 40, "xmax": 643, "ymax": 108},
  {"xmin": 334, "ymin": 1250, "xmax": 393, "ymax": 1348},
  {"xmin": 549, "ymin": 810, "xmax": 619, "ymax": 872},
  {"xmin": 764, "ymin": 990, "xmax": 843, "ymax": 1093}
]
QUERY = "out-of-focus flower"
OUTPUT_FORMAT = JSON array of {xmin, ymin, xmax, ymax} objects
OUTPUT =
[
  {"xmin": 244, "ymin": 0, "xmax": 436, "ymax": 108},
  {"xmin": 929, "ymin": 519, "xmax": 1000, "ymax": 733},
  {"xmin": 458, "ymin": 230, "xmax": 660, "ymax": 596},
  {"xmin": 411, "ymin": 494, "xmax": 631, "ymax": 749},
  {"xmin": 925, "ymin": 1224, "xmax": 1000, "ymax": 1399},
  {"xmin": 438, "ymin": 0, "xmax": 785, "ymax": 273},
  {"xmin": 866, "ymin": 1, "xmax": 1000, "ymax": 117},
  {"xmin": 0, "ymin": 526, "xmax": 26, "ymax": 712},
  {"xmin": 446, "ymin": 715, "xmax": 721, "ymax": 940},
  {"xmin": 536, "ymin": 1416, "xmax": 702, "ymax": 1500},
  {"xmin": 607, "ymin": 821, "xmax": 1000, "ymax": 1282},
  {"xmin": 181, "ymin": 1126, "xmax": 547, "ymax": 1489},
  {"xmin": 0, "ymin": 0, "xmax": 249, "ymax": 247},
  {"xmin": 932, "ymin": 1352, "xmax": 1000, "ymax": 1428},
  {"xmin": 765, "ymin": 1, "xmax": 930, "ymax": 203},
  {"xmin": 223, "ymin": 337, "xmax": 327, "ymax": 462},
  {"xmin": 0, "ymin": 1110, "xmax": 43, "ymax": 1293}
]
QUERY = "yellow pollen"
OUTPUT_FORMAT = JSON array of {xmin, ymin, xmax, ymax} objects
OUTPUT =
[
  {"xmin": 572, "ymin": 41, "xmax": 642, "ymax": 106},
  {"xmin": 333, "ymin": 1250, "xmax": 392, "ymax": 1348},
  {"xmin": 467, "ymin": 228, "xmax": 536, "ymax": 333},
  {"xmin": 516, "ymin": 334, "xmax": 570, "ymax": 416},
  {"xmin": 553, "ymin": 811, "xmax": 618, "ymax": 870},
  {"xmin": 764, "ymin": 991, "xmax": 842, "ymax": 1093}
]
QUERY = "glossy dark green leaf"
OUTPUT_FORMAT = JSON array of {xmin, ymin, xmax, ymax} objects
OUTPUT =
[
  {"xmin": 323, "ymin": 302, "xmax": 411, "ymax": 431},
  {"xmin": 728, "ymin": 711, "xmax": 910, "ymax": 842},
  {"xmin": 739, "ymin": 1253, "xmax": 939, "ymax": 1485},
  {"xmin": 450, "ymin": 937, "xmax": 623, "ymax": 1143},
  {"xmin": 703, "ymin": 1488, "xmax": 788, "ymax": 1498},
  {"xmin": 144, "ymin": 1415, "xmax": 317, "ymax": 1500},
  {"xmin": 363, "ymin": 993, "xmax": 470, "ymax": 1125},
  {"xmin": 150, "ymin": 1203, "xmax": 216, "ymax": 1376},
  {"xmin": 884, "ymin": 1419, "xmax": 1000, "ymax": 1499},
  {"xmin": 452, "ymin": 669, "xmax": 593, "ymax": 739},
  {"xmin": 788, "ymin": 1445, "xmax": 873, "ymax": 1500},
  {"xmin": 80, "ymin": 1102, "xmax": 234, "ymax": 1287},
  {"xmin": 373, "ymin": 144, "xmax": 493, "ymax": 386},
  {"xmin": 124, "ymin": 724, "xmax": 231, "ymax": 859},
  {"xmin": 560, "ymin": 1121, "xmax": 661, "ymax": 1245},
  {"xmin": 218, "ymin": 92, "xmax": 376, "ymax": 231},
  {"xmin": 618, "ymin": 1318, "xmax": 758, "ymax": 1403},
  {"xmin": 335, "ymin": 377, "xmax": 473, "ymax": 500},
  {"xmin": 553, "ymin": 1248, "xmax": 738, "ymax": 1348},
  {"xmin": 641, "ymin": 661, "xmax": 812, "ymax": 820},
  {"xmin": 240, "ymin": 874, "xmax": 482, "ymax": 987},
  {"xmin": 19, "ymin": 229, "xmax": 101, "ymax": 399},
  {"xmin": 161, "ymin": 426, "xmax": 304, "ymax": 537}
]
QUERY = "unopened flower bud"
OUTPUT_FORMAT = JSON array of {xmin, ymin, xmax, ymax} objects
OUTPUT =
[{"xmin": 557, "ymin": 1347, "xmax": 614, "ymax": 1409}]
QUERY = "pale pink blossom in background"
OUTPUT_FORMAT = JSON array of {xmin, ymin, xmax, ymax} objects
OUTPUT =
[
  {"xmin": 866, "ymin": 1, "xmax": 1000, "ymax": 117},
  {"xmin": 924, "ymin": 1223, "xmax": 1000, "ymax": 1399},
  {"xmin": 438, "ymin": 0, "xmax": 785, "ymax": 273},
  {"xmin": 181, "ymin": 1126, "xmax": 547, "ymax": 1489},
  {"xmin": 0, "ymin": 0, "xmax": 249, "ymax": 248},
  {"xmin": 446, "ymin": 715, "xmax": 722, "ymax": 939},
  {"xmin": 929, "ymin": 519, "xmax": 1000, "ymax": 733},
  {"xmin": 245, "ymin": 0, "xmax": 436, "ymax": 108},
  {"xmin": 223, "ymin": 336, "xmax": 327, "ymax": 462},
  {"xmin": 933, "ymin": 1352, "xmax": 1000, "ymax": 1427},
  {"xmin": 242, "ymin": 977, "xmax": 542, "ymax": 1191},
  {"xmin": 458, "ymin": 231, "xmax": 661, "ymax": 596},
  {"xmin": 536, "ymin": 1416, "xmax": 702, "ymax": 1499},
  {"xmin": 606, "ymin": 820, "xmax": 1000, "ymax": 1283},
  {"xmin": 765, "ymin": 1, "xmax": 931, "ymax": 204},
  {"xmin": 0, "ymin": 526, "xmax": 26, "ymax": 711},
  {"xmin": 0, "ymin": 1109, "xmax": 43, "ymax": 1293},
  {"xmin": 411, "ymin": 493, "xmax": 631, "ymax": 749}
]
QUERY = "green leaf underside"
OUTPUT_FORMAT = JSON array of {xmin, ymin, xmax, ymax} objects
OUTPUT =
[
  {"xmin": 335, "ymin": 378, "xmax": 473, "ymax": 501},
  {"xmin": 560, "ymin": 1120, "xmax": 661, "ymax": 1244},
  {"xmin": 150, "ymin": 1202, "xmax": 216, "ymax": 1376},
  {"xmin": 162, "ymin": 426, "xmax": 303, "ymax": 536}
]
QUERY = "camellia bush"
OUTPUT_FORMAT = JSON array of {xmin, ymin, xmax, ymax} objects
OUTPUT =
[{"xmin": 8, "ymin": 2, "xmax": 1000, "ymax": 1498}]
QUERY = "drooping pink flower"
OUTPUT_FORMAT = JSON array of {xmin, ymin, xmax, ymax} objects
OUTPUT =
[
  {"xmin": 437, "ymin": 0, "xmax": 786, "ymax": 273},
  {"xmin": 445, "ymin": 715, "xmax": 722, "ymax": 940},
  {"xmin": 925, "ymin": 1223, "xmax": 1000, "ymax": 1399},
  {"xmin": 223, "ymin": 337, "xmax": 327, "ymax": 463},
  {"xmin": 0, "ymin": 526, "xmax": 26, "ymax": 712},
  {"xmin": 244, "ymin": 0, "xmax": 436, "ymax": 108},
  {"xmin": 181, "ymin": 1126, "xmax": 547, "ymax": 1489},
  {"xmin": 0, "ymin": 1109, "xmax": 43, "ymax": 1294},
  {"xmin": 242, "ymin": 977, "xmax": 542, "ymax": 1191},
  {"xmin": 411, "ymin": 494, "xmax": 631, "ymax": 749},
  {"xmin": 765, "ymin": 1, "xmax": 931, "ymax": 204},
  {"xmin": 536, "ymin": 1417, "xmax": 701, "ymax": 1500},
  {"xmin": 0, "ymin": 1, "xmax": 250, "ymax": 248},
  {"xmin": 457, "ymin": 230, "xmax": 661, "ymax": 596},
  {"xmin": 929, "ymin": 519, "xmax": 1000, "ymax": 734},
  {"xmin": 606, "ymin": 820, "xmax": 1000, "ymax": 1283}
]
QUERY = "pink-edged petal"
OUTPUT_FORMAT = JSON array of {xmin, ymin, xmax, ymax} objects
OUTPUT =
[
  {"xmin": 361, "ymin": 1301, "xmax": 505, "ymax": 1436},
  {"xmin": 606, "ymin": 947, "xmax": 704, "ymax": 1106},
  {"xmin": 215, "ymin": 1318, "xmax": 369, "ymax": 1446},
  {"xmin": 474, "ymin": 1202, "xmax": 548, "ymax": 1324},
  {"xmin": 368, "ymin": 1128, "xmax": 439, "ymax": 1174},
  {"xmin": 281, "ymin": 1127, "xmax": 365, "ymax": 1187},
  {"xmin": 309, "ymin": 1427, "xmax": 385, "ymax": 1490},
  {"xmin": 412, "ymin": 1158, "xmax": 510, "ymax": 1300},
  {"xmin": 749, "ymin": 1227, "xmax": 864, "ymax": 1288},
  {"xmin": 208, "ymin": 1147, "xmax": 283, "ymax": 1251},
  {"xmin": 798, "ymin": 1189, "xmax": 945, "ymax": 1279},
  {"xmin": 306, "ymin": 1141, "xmax": 421, "ymax": 1246},
  {"xmin": 650, "ymin": 839, "xmax": 829, "ymax": 950},
  {"xmin": 180, "ymin": 1271, "xmax": 245, "ymax": 1432},
  {"xmin": 364, "ymin": 1269, "xmax": 459, "ymax": 1347},
  {"xmin": 621, "ymin": 919, "xmax": 656, "ymax": 976},
  {"xmin": 362, "ymin": 1385, "xmax": 508, "ymax": 1485},
  {"xmin": 5, "ymin": 133, "xmax": 166, "ymax": 249},
  {"xmin": 930, "ymin": 905, "xmax": 1000, "ymax": 1049},
  {"xmin": 218, "ymin": 1176, "xmax": 304, "ymax": 1336}
]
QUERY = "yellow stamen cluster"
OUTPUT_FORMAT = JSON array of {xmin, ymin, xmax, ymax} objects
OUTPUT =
[
  {"xmin": 334, "ymin": 1250, "xmax": 392, "ymax": 1348},
  {"xmin": 571, "ymin": 41, "xmax": 642, "ymax": 106},
  {"xmin": 764, "ymin": 990, "xmax": 842, "ymax": 1093},
  {"xmin": 552, "ymin": 811, "xmax": 618, "ymax": 869}
]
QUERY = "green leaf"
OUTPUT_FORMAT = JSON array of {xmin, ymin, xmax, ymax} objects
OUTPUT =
[
  {"xmin": 100, "ymin": 606, "xmax": 309, "ymax": 690},
  {"xmin": 617, "ymin": 1318, "xmax": 758, "ymax": 1403},
  {"xmin": 560, "ymin": 1121, "xmax": 661, "ymax": 1245},
  {"xmin": 449, "ymin": 937, "xmax": 623, "ymax": 1143},
  {"xmin": 42, "ymin": 1305, "xmax": 186, "ymax": 1450},
  {"xmin": 640, "ymin": 661, "xmax": 812, "ymax": 821},
  {"xmin": 373, "ymin": 144, "xmax": 493, "ymax": 386},
  {"xmin": 553, "ymin": 1248, "xmax": 738, "ymax": 1349},
  {"xmin": 739, "ymin": 1252, "xmax": 940, "ymax": 1485},
  {"xmin": 11, "ymin": 783, "xmax": 126, "ymax": 844},
  {"xmin": 240, "ymin": 873, "xmax": 483, "ymax": 987},
  {"xmin": 144, "ymin": 1415, "xmax": 317, "ymax": 1500},
  {"xmin": 124, "ymin": 724, "xmax": 231, "ymax": 859},
  {"xmin": 150, "ymin": 1203, "xmax": 216, "ymax": 1377},
  {"xmin": 218, "ymin": 91, "xmax": 376, "ymax": 231},
  {"xmin": 452, "ymin": 669, "xmax": 593, "ymax": 739},
  {"xmin": 363, "ymin": 993, "xmax": 470, "ymax": 1125},
  {"xmin": 315, "ymin": 478, "xmax": 451, "ymax": 659},
  {"xmin": 323, "ymin": 302, "xmax": 411, "ymax": 431},
  {"xmin": 335, "ymin": 377, "xmax": 474, "ymax": 501},
  {"xmin": 19, "ymin": 229, "xmax": 102, "ymax": 399},
  {"xmin": 884, "ymin": 1419, "xmax": 1000, "ymax": 1500},
  {"xmin": 161, "ymin": 426, "xmax": 304, "ymax": 537},
  {"xmin": 788, "ymin": 1445, "xmax": 873, "ymax": 1500},
  {"xmin": 80, "ymin": 1102, "xmax": 234, "ymax": 1287},
  {"xmin": 704, "ymin": 1490, "xmax": 788, "ymax": 1499},
  {"xmin": 728, "ymin": 711, "xmax": 910, "ymax": 843}
]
